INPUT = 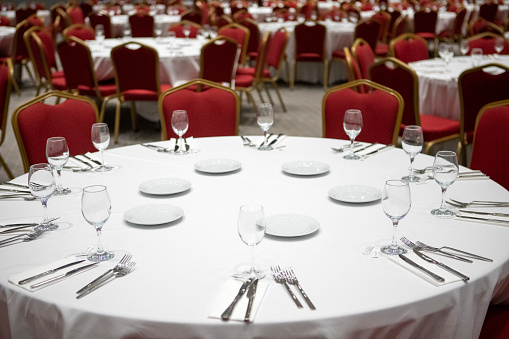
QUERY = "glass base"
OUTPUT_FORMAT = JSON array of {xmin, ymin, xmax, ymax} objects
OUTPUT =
[
  {"xmin": 34, "ymin": 222, "xmax": 59, "ymax": 231},
  {"xmin": 380, "ymin": 245, "xmax": 407, "ymax": 255},
  {"xmin": 170, "ymin": 150, "xmax": 189, "ymax": 155},
  {"xmin": 343, "ymin": 153, "xmax": 360, "ymax": 160},
  {"xmin": 258, "ymin": 145, "xmax": 273, "ymax": 151},
  {"xmin": 402, "ymin": 175, "xmax": 421, "ymax": 182},
  {"xmin": 237, "ymin": 266, "xmax": 266, "ymax": 279},
  {"xmin": 94, "ymin": 165, "xmax": 113, "ymax": 172},
  {"xmin": 54, "ymin": 187, "xmax": 71, "ymax": 195},
  {"xmin": 431, "ymin": 208, "xmax": 455, "ymax": 218},
  {"xmin": 88, "ymin": 250, "xmax": 115, "ymax": 262}
]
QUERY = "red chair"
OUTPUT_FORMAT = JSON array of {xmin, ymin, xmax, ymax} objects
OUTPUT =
[
  {"xmin": 0, "ymin": 59, "xmax": 14, "ymax": 179},
  {"xmin": 291, "ymin": 21, "xmax": 328, "ymax": 89},
  {"xmin": 218, "ymin": 23, "xmax": 250, "ymax": 65},
  {"xmin": 479, "ymin": 2, "xmax": 498, "ymax": 23},
  {"xmin": 414, "ymin": 8, "xmax": 437, "ymax": 46},
  {"xmin": 390, "ymin": 14, "xmax": 408, "ymax": 40},
  {"xmin": 169, "ymin": 20, "xmax": 201, "ymax": 38},
  {"xmin": 15, "ymin": 6, "xmax": 37, "ymax": 24},
  {"xmin": 63, "ymin": 24, "xmax": 95, "ymax": 40},
  {"xmin": 344, "ymin": 47, "xmax": 364, "ymax": 92},
  {"xmin": 199, "ymin": 36, "xmax": 239, "ymax": 86},
  {"xmin": 89, "ymin": 11, "xmax": 113, "ymax": 39},
  {"xmin": 468, "ymin": 18, "xmax": 505, "ymax": 36},
  {"xmin": 438, "ymin": 7, "xmax": 466, "ymax": 43},
  {"xmin": 389, "ymin": 33, "xmax": 428, "ymax": 63},
  {"xmin": 470, "ymin": 99, "xmax": 509, "ymax": 189},
  {"xmin": 371, "ymin": 10, "xmax": 391, "ymax": 43},
  {"xmin": 180, "ymin": 9, "xmax": 202, "ymax": 25},
  {"xmin": 458, "ymin": 63, "xmax": 509, "ymax": 165},
  {"xmin": 158, "ymin": 79, "xmax": 240, "ymax": 139},
  {"xmin": 386, "ymin": 9, "xmax": 402, "ymax": 38},
  {"xmin": 233, "ymin": 9, "xmax": 254, "ymax": 22},
  {"xmin": 322, "ymin": 79, "xmax": 404, "ymax": 145},
  {"xmin": 239, "ymin": 18, "xmax": 260, "ymax": 63},
  {"xmin": 211, "ymin": 13, "xmax": 233, "ymax": 28},
  {"xmin": 369, "ymin": 57, "xmax": 460, "ymax": 153},
  {"xmin": 262, "ymin": 27, "xmax": 289, "ymax": 111},
  {"xmin": 105, "ymin": 42, "xmax": 172, "ymax": 143},
  {"xmin": 80, "ymin": 1, "xmax": 94, "ymax": 19},
  {"xmin": 57, "ymin": 37, "xmax": 116, "ymax": 115},
  {"xmin": 352, "ymin": 38, "xmax": 374, "ymax": 81},
  {"xmin": 129, "ymin": 12, "xmax": 155, "ymax": 37},
  {"xmin": 332, "ymin": 19, "xmax": 380, "ymax": 60},
  {"xmin": 24, "ymin": 26, "xmax": 66, "ymax": 95},
  {"xmin": 467, "ymin": 32, "xmax": 509, "ymax": 55},
  {"xmin": 67, "ymin": 5, "xmax": 85, "ymax": 24},
  {"xmin": 0, "ymin": 16, "xmax": 9, "ymax": 26},
  {"xmin": 11, "ymin": 91, "xmax": 99, "ymax": 172},
  {"xmin": 11, "ymin": 16, "xmax": 41, "ymax": 83},
  {"xmin": 300, "ymin": 1, "xmax": 315, "ymax": 19}
]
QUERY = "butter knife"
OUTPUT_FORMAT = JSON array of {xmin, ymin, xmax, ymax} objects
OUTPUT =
[
  {"xmin": 456, "ymin": 214, "xmax": 509, "ymax": 225},
  {"xmin": 361, "ymin": 144, "xmax": 395, "ymax": 158},
  {"xmin": 221, "ymin": 279, "xmax": 253, "ymax": 320},
  {"xmin": 353, "ymin": 143, "xmax": 377, "ymax": 154},
  {"xmin": 414, "ymin": 250, "xmax": 469, "ymax": 281},
  {"xmin": 399, "ymin": 254, "xmax": 445, "ymax": 282},
  {"xmin": 19, "ymin": 260, "xmax": 86, "ymax": 285},
  {"xmin": 30, "ymin": 262, "xmax": 99, "ymax": 289},
  {"xmin": 244, "ymin": 278, "xmax": 258, "ymax": 322},
  {"xmin": 80, "ymin": 154, "xmax": 102, "ymax": 166},
  {"xmin": 458, "ymin": 210, "xmax": 509, "ymax": 218}
]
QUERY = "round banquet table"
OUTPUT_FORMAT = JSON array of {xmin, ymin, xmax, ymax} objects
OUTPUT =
[
  {"xmin": 408, "ymin": 55, "xmax": 509, "ymax": 121},
  {"xmin": 1, "ymin": 136, "xmax": 509, "ymax": 339},
  {"xmin": 109, "ymin": 14, "xmax": 181, "ymax": 38}
]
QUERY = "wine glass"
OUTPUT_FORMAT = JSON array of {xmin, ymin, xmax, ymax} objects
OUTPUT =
[
  {"xmin": 401, "ymin": 125, "xmax": 424, "ymax": 182},
  {"xmin": 91, "ymin": 123, "xmax": 112, "ymax": 171},
  {"xmin": 154, "ymin": 27, "xmax": 162, "ymax": 40},
  {"xmin": 471, "ymin": 48, "xmax": 483, "ymax": 67},
  {"xmin": 494, "ymin": 37, "xmax": 504, "ymax": 58},
  {"xmin": 380, "ymin": 180, "xmax": 411, "ymax": 255},
  {"xmin": 95, "ymin": 24, "xmax": 105, "ymax": 45},
  {"xmin": 171, "ymin": 110, "xmax": 189, "ymax": 155},
  {"xmin": 257, "ymin": 103, "xmax": 274, "ymax": 151},
  {"xmin": 237, "ymin": 205, "xmax": 266, "ymax": 279},
  {"xmin": 46, "ymin": 137, "xmax": 70, "ymax": 195},
  {"xmin": 29, "ymin": 163, "xmax": 58, "ymax": 231},
  {"xmin": 167, "ymin": 31, "xmax": 176, "ymax": 50},
  {"xmin": 438, "ymin": 42, "xmax": 453, "ymax": 71},
  {"xmin": 123, "ymin": 27, "xmax": 132, "ymax": 40},
  {"xmin": 210, "ymin": 26, "xmax": 218, "ymax": 39},
  {"xmin": 182, "ymin": 23, "xmax": 191, "ymax": 40},
  {"xmin": 460, "ymin": 39, "xmax": 469, "ymax": 56},
  {"xmin": 81, "ymin": 185, "xmax": 115, "ymax": 262},
  {"xmin": 431, "ymin": 150, "xmax": 458, "ymax": 218},
  {"xmin": 343, "ymin": 109, "xmax": 363, "ymax": 160}
]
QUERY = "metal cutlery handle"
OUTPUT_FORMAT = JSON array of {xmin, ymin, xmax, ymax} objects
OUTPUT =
[
  {"xmin": 221, "ymin": 294, "xmax": 244, "ymax": 319},
  {"xmin": 434, "ymin": 250, "xmax": 473, "ymax": 263},
  {"xmin": 76, "ymin": 269, "xmax": 113, "ymax": 294},
  {"xmin": 244, "ymin": 299, "xmax": 254, "ymax": 322},
  {"xmin": 19, "ymin": 270, "xmax": 56, "ymax": 285},
  {"xmin": 296, "ymin": 283, "xmax": 316, "ymax": 310},
  {"xmin": 442, "ymin": 247, "xmax": 493, "ymax": 262},
  {"xmin": 435, "ymin": 262, "xmax": 469, "ymax": 281},
  {"xmin": 30, "ymin": 273, "xmax": 66, "ymax": 289},
  {"xmin": 0, "ymin": 233, "xmax": 26, "ymax": 245},
  {"xmin": 76, "ymin": 272, "xmax": 115, "ymax": 299},
  {"xmin": 400, "ymin": 254, "xmax": 445, "ymax": 283},
  {"xmin": 283, "ymin": 281, "xmax": 303, "ymax": 308}
]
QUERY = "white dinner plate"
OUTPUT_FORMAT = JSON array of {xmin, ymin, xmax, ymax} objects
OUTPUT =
[
  {"xmin": 123, "ymin": 204, "xmax": 184, "ymax": 225},
  {"xmin": 194, "ymin": 159, "xmax": 241, "ymax": 174},
  {"xmin": 138, "ymin": 178, "xmax": 191, "ymax": 195},
  {"xmin": 265, "ymin": 214, "xmax": 320, "ymax": 237},
  {"xmin": 328, "ymin": 185, "xmax": 382, "ymax": 203},
  {"xmin": 282, "ymin": 161, "xmax": 330, "ymax": 176}
]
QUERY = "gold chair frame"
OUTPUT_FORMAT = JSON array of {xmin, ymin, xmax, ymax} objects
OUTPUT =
[
  {"xmin": 218, "ymin": 23, "xmax": 250, "ymax": 65},
  {"xmin": 262, "ymin": 27, "xmax": 289, "ymax": 112},
  {"xmin": 0, "ymin": 59, "xmax": 15, "ymax": 178}
]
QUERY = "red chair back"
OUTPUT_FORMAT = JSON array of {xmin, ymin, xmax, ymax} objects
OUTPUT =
[
  {"xmin": 470, "ymin": 100, "xmax": 509, "ymax": 189},
  {"xmin": 467, "ymin": 33, "xmax": 509, "ymax": 55},
  {"xmin": 295, "ymin": 21, "xmax": 326, "ymax": 60},
  {"xmin": 452, "ymin": 7, "xmax": 467, "ymax": 36},
  {"xmin": 386, "ymin": 9, "xmax": 402, "ymax": 36},
  {"xmin": 344, "ymin": 47, "xmax": 364, "ymax": 92},
  {"xmin": 414, "ymin": 9, "xmax": 437, "ymax": 34},
  {"xmin": 158, "ymin": 79, "xmax": 240, "ymax": 139},
  {"xmin": 391, "ymin": 15, "xmax": 407, "ymax": 39},
  {"xmin": 80, "ymin": 2, "xmax": 93, "ymax": 18},
  {"xmin": 390, "ymin": 33, "xmax": 428, "ymax": 63},
  {"xmin": 57, "ymin": 37, "xmax": 97, "ymax": 93},
  {"xmin": 63, "ymin": 24, "xmax": 95, "ymax": 40},
  {"xmin": 300, "ymin": 2, "xmax": 315, "ymax": 19},
  {"xmin": 266, "ymin": 27, "xmax": 288, "ymax": 69},
  {"xmin": 12, "ymin": 92, "xmax": 98, "ymax": 172},
  {"xmin": 0, "ymin": 16, "xmax": 9, "ymax": 26},
  {"xmin": 469, "ymin": 18, "xmax": 504, "ymax": 36},
  {"xmin": 67, "ymin": 5, "xmax": 85, "ymax": 24},
  {"xmin": 218, "ymin": 23, "xmax": 250, "ymax": 63},
  {"xmin": 129, "ymin": 12, "xmax": 155, "ymax": 37},
  {"xmin": 15, "ymin": 6, "xmax": 36, "ymax": 24},
  {"xmin": 24, "ymin": 27, "xmax": 56, "ymax": 83},
  {"xmin": 352, "ymin": 38, "xmax": 374, "ymax": 80},
  {"xmin": 322, "ymin": 79, "xmax": 403, "ymax": 145},
  {"xmin": 89, "ymin": 12, "xmax": 112, "ymax": 39},
  {"xmin": 169, "ymin": 20, "xmax": 201, "ymax": 38},
  {"xmin": 199, "ymin": 36, "xmax": 238, "ymax": 85},
  {"xmin": 239, "ymin": 18, "xmax": 260, "ymax": 59},
  {"xmin": 479, "ymin": 2, "xmax": 498, "ymax": 23},
  {"xmin": 354, "ymin": 19, "xmax": 381, "ymax": 52},
  {"xmin": 371, "ymin": 11, "xmax": 390, "ymax": 42},
  {"xmin": 12, "ymin": 17, "xmax": 40, "ymax": 63},
  {"xmin": 0, "ymin": 59, "xmax": 12, "ymax": 146},
  {"xmin": 180, "ymin": 9, "xmax": 202, "ymax": 25}
]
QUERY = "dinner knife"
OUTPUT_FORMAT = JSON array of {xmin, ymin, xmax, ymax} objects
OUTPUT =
[
  {"xmin": 71, "ymin": 156, "xmax": 94, "ymax": 168},
  {"xmin": 244, "ymin": 278, "xmax": 258, "ymax": 322},
  {"xmin": 19, "ymin": 260, "xmax": 86, "ymax": 285},
  {"xmin": 80, "ymin": 154, "xmax": 102, "ymax": 166},
  {"xmin": 30, "ymin": 262, "xmax": 99, "ymax": 289},
  {"xmin": 399, "ymin": 254, "xmax": 445, "ymax": 282},
  {"xmin": 456, "ymin": 214, "xmax": 509, "ymax": 225},
  {"xmin": 1, "ymin": 182, "xmax": 29, "ymax": 189},
  {"xmin": 414, "ymin": 250, "xmax": 470, "ymax": 281},
  {"xmin": 458, "ymin": 210, "xmax": 509, "ymax": 218},
  {"xmin": 0, "ymin": 187, "xmax": 30, "ymax": 194},
  {"xmin": 221, "ymin": 279, "xmax": 253, "ymax": 320},
  {"xmin": 361, "ymin": 144, "xmax": 395, "ymax": 157},
  {"xmin": 267, "ymin": 134, "xmax": 284, "ymax": 147},
  {"xmin": 0, "ymin": 217, "xmax": 60, "ymax": 231},
  {"xmin": 352, "ymin": 143, "xmax": 377, "ymax": 154}
]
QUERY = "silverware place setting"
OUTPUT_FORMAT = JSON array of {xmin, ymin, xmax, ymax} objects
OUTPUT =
[
  {"xmin": 0, "ymin": 229, "xmax": 48, "ymax": 247},
  {"xmin": 413, "ymin": 250, "xmax": 470, "ymax": 282},
  {"xmin": 419, "ymin": 172, "xmax": 489, "ymax": 183},
  {"xmin": 400, "ymin": 237, "xmax": 473, "ymax": 263},
  {"xmin": 270, "ymin": 265, "xmax": 315, "ymax": 310},
  {"xmin": 331, "ymin": 141, "xmax": 361, "ymax": 153},
  {"xmin": 221, "ymin": 277, "xmax": 255, "ymax": 321}
]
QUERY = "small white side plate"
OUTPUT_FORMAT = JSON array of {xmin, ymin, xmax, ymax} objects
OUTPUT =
[
  {"xmin": 194, "ymin": 159, "xmax": 242, "ymax": 174},
  {"xmin": 265, "ymin": 214, "xmax": 320, "ymax": 237},
  {"xmin": 139, "ymin": 178, "xmax": 191, "ymax": 195},
  {"xmin": 124, "ymin": 204, "xmax": 184, "ymax": 225},
  {"xmin": 328, "ymin": 185, "xmax": 382, "ymax": 203},
  {"xmin": 282, "ymin": 161, "xmax": 330, "ymax": 176}
]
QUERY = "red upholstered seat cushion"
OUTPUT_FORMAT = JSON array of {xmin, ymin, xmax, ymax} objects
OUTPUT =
[
  {"xmin": 296, "ymin": 52, "xmax": 323, "ymax": 61},
  {"xmin": 332, "ymin": 49, "xmax": 346, "ymax": 59},
  {"xmin": 78, "ymin": 80, "xmax": 117, "ymax": 97},
  {"xmin": 52, "ymin": 76, "xmax": 67, "ymax": 90},
  {"xmin": 123, "ymin": 84, "xmax": 172, "ymax": 101},
  {"xmin": 410, "ymin": 114, "xmax": 459, "ymax": 140},
  {"xmin": 236, "ymin": 67, "xmax": 270, "ymax": 78},
  {"xmin": 234, "ymin": 73, "xmax": 254, "ymax": 87},
  {"xmin": 375, "ymin": 43, "xmax": 389, "ymax": 56}
]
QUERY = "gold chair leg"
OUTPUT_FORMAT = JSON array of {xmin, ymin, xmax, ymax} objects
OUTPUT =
[
  {"xmin": 245, "ymin": 90, "xmax": 257, "ymax": 112},
  {"xmin": 271, "ymin": 80, "xmax": 287, "ymax": 112},
  {"xmin": 130, "ymin": 101, "xmax": 138, "ymax": 131},
  {"xmin": 23, "ymin": 62, "xmax": 35, "ymax": 83},
  {"xmin": 263, "ymin": 84, "xmax": 274, "ymax": 106},
  {"xmin": 256, "ymin": 86, "xmax": 264, "ymax": 103},
  {"xmin": 0, "ymin": 153, "xmax": 14, "ymax": 179},
  {"xmin": 290, "ymin": 60, "xmax": 296, "ymax": 90},
  {"xmin": 114, "ymin": 98, "xmax": 121, "ymax": 144},
  {"xmin": 323, "ymin": 59, "xmax": 329, "ymax": 90}
]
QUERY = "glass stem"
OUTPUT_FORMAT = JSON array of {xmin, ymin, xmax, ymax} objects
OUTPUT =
[
  {"xmin": 178, "ymin": 135, "xmax": 183, "ymax": 151},
  {"xmin": 96, "ymin": 228, "xmax": 105, "ymax": 254},
  {"xmin": 56, "ymin": 168, "xmax": 63, "ymax": 190},
  {"xmin": 263, "ymin": 130, "xmax": 268, "ymax": 145},
  {"xmin": 390, "ymin": 220, "xmax": 399, "ymax": 249},
  {"xmin": 349, "ymin": 137, "xmax": 355, "ymax": 156},
  {"xmin": 249, "ymin": 244, "xmax": 255, "ymax": 274},
  {"xmin": 409, "ymin": 157, "xmax": 415, "ymax": 178},
  {"xmin": 41, "ymin": 199, "xmax": 49, "ymax": 225},
  {"xmin": 440, "ymin": 187, "xmax": 448, "ymax": 211},
  {"xmin": 100, "ymin": 149, "xmax": 105, "ymax": 167}
]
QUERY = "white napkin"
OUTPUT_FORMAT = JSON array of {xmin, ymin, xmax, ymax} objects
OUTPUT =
[
  {"xmin": 387, "ymin": 251, "xmax": 462, "ymax": 286},
  {"xmin": 208, "ymin": 279, "xmax": 268, "ymax": 322},
  {"xmin": 9, "ymin": 257, "xmax": 98, "ymax": 292}
]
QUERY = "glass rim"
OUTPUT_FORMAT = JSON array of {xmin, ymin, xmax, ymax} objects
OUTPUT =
[
  {"xmin": 172, "ymin": 109, "xmax": 187, "ymax": 114},
  {"xmin": 385, "ymin": 179, "xmax": 409, "ymax": 187},
  {"xmin": 83, "ymin": 185, "xmax": 107, "ymax": 193},
  {"xmin": 345, "ymin": 109, "xmax": 361, "ymax": 114},
  {"xmin": 435, "ymin": 150, "xmax": 457, "ymax": 157},
  {"xmin": 403, "ymin": 125, "xmax": 422, "ymax": 131},
  {"xmin": 30, "ymin": 163, "xmax": 51, "ymax": 170},
  {"xmin": 92, "ymin": 122, "xmax": 108, "ymax": 128},
  {"xmin": 47, "ymin": 136, "xmax": 66, "ymax": 142},
  {"xmin": 239, "ymin": 204, "xmax": 264, "ymax": 212}
]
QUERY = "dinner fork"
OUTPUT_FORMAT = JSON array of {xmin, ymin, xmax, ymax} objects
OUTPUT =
[
  {"xmin": 415, "ymin": 241, "xmax": 493, "ymax": 262},
  {"xmin": 331, "ymin": 142, "xmax": 360, "ymax": 152},
  {"xmin": 0, "ymin": 194, "xmax": 36, "ymax": 201},
  {"xmin": 447, "ymin": 198, "xmax": 509, "ymax": 208},
  {"xmin": 271, "ymin": 265, "xmax": 303, "ymax": 308},
  {"xmin": 76, "ymin": 262, "xmax": 136, "ymax": 299},
  {"xmin": 141, "ymin": 144, "xmax": 171, "ymax": 153},
  {"xmin": 0, "ymin": 229, "xmax": 46, "ymax": 246},
  {"xmin": 400, "ymin": 237, "xmax": 472, "ymax": 263},
  {"xmin": 76, "ymin": 254, "xmax": 132, "ymax": 294},
  {"xmin": 284, "ymin": 268, "xmax": 316, "ymax": 310}
]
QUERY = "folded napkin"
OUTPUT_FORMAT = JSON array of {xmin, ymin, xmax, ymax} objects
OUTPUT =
[
  {"xmin": 208, "ymin": 278, "xmax": 268, "ymax": 322},
  {"xmin": 9, "ymin": 257, "xmax": 98, "ymax": 292},
  {"xmin": 387, "ymin": 251, "xmax": 462, "ymax": 286}
]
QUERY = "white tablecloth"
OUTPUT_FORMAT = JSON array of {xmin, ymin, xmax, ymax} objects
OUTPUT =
[
  {"xmin": 0, "ymin": 26, "xmax": 14, "ymax": 57},
  {"xmin": 110, "ymin": 14, "xmax": 181, "ymax": 38},
  {"xmin": 0, "ymin": 9, "xmax": 50, "ymax": 26},
  {"xmin": 409, "ymin": 55, "xmax": 509, "ymax": 120},
  {"xmin": 1, "ymin": 136, "xmax": 509, "ymax": 338}
]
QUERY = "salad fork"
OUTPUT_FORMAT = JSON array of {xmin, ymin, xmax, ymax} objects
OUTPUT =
[
  {"xmin": 284, "ymin": 268, "xmax": 316, "ymax": 310},
  {"xmin": 400, "ymin": 237, "xmax": 472, "ymax": 263},
  {"xmin": 76, "ymin": 262, "xmax": 136, "ymax": 299},
  {"xmin": 415, "ymin": 241, "xmax": 492, "ymax": 262},
  {"xmin": 271, "ymin": 266, "xmax": 303, "ymax": 308},
  {"xmin": 76, "ymin": 254, "xmax": 132, "ymax": 294}
]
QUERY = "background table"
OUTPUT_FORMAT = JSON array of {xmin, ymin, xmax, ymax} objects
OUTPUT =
[{"xmin": 1, "ymin": 136, "xmax": 509, "ymax": 338}]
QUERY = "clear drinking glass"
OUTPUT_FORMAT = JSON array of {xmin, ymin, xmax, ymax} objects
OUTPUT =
[
  {"xmin": 460, "ymin": 40, "xmax": 469, "ymax": 56},
  {"xmin": 210, "ymin": 26, "xmax": 218, "ymax": 38},
  {"xmin": 82, "ymin": 185, "xmax": 114, "ymax": 262},
  {"xmin": 401, "ymin": 126, "xmax": 424, "ymax": 182},
  {"xmin": 171, "ymin": 110, "xmax": 189, "ymax": 155},
  {"xmin": 431, "ymin": 150, "xmax": 458, "ymax": 218},
  {"xmin": 381, "ymin": 180, "xmax": 411, "ymax": 255},
  {"xmin": 471, "ymin": 48, "xmax": 483, "ymax": 67},
  {"xmin": 343, "ymin": 109, "xmax": 363, "ymax": 160},
  {"xmin": 91, "ymin": 123, "xmax": 112, "ymax": 171},
  {"xmin": 257, "ymin": 103, "xmax": 274, "ymax": 151},
  {"xmin": 46, "ymin": 137, "xmax": 70, "ymax": 195},
  {"xmin": 167, "ymin": 31, "xmax": 176, "ymax": 50},
  {"xmin": 29, "ymin": 163, "xmax": 58, "ymax": 231},
  {"xmin": 123, "ymin": 27, "xmax": 132, "ymax": 40},
  {"xmin": 182, "ymin": 23, "xmax": 191, "ymax": 40},
  {"xmin": 438, "ymin": 42, "xmax": 453, "ymax": 71},
  {"xmin": 95, "ymin": 24, "xmax": 105, "ymax": 45},
  {"xmin": 237, "ymin": 205, "xmax": 266, "ymax": 279},
  {"xmin": 495, "ymin": 37, "xmax": 504, "ymax": 57}
]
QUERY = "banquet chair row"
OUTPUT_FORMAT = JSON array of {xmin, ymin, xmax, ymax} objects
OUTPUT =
[{"xmin": 466, "ymin": 32, "xmax": 509, "ymax": 55}]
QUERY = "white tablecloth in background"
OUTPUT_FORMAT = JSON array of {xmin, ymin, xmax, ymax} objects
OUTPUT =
[
  {"xmin": 0, "ymin": 26, "xmax": 14, "ymax": 57},
  {"xmin": 1, "ymin": 136, "xmax": 509, "ymax": 338},
  {"xmin": 409, "ymin": 55, "xmax": 509, "ymax": 120},
  {"xmin": 110, "ymin": 14, "xmax": 181, "ymax": 38},
  {"xmin": 0, "ymin": 9, "xmax": 50, "ymax": 26}
]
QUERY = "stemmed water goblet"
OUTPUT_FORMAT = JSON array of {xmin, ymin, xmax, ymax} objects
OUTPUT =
[
  {"xmin": 438, "ymin": 42, "xmax": 453, "ymax": 71},
  {"xmin": 431, "ymin": 150, "xmax": 458, "ymax": 218},
  {"xmin": 95, "ymin": 24, "xmax": 105, "ymax": 45},
  {"xmin": 171, "ymin": 110, "xmax": 189, "ymax": 155},
  {"xmin": 46, "ymin": 137, "xmax": 70, "ymax": 195},
  {"xmin": 495, "ymin": 37, "xmax": 504, "ymax": 58},
  {"xmin": 343, "ymin": 109, "xmax": 363, "ymax": 160},
  {"xmin": 257, "ymin": 103, "xmax": 274, "ymax": 151},
  {"xmin": 123, "ymin": 27, "xmax": 131, "ymax": 40},
  {"xmin": 81, "ymin": 185, "xmax": 115, "ymax": 262},
  {"xmin": 471, "ymin": 48, "xmax": 483, "ymax": 67},
  {"xmin": 460, "ymin": 40, "xmax": 469, "ymax": 56},
  {"xmin": 380, "ymin": 180, "xmax": 411, "ymax": 255},
  {"xmin": 29, "ymin": 163, "xmax": 58, "ymax": 231},
  {"xmin": 91, "ymin": 123, "xmax": 112, "ymax": 171},
  {"xmin": 237, "ymin": 205, "xmax": 266, "ymax": 279},
  {"xmin": 183, "ymin": 23, "xmax": 191, "ymax": 40},
  {"xmin": 401, "ymin": 125, "xmax": 423, "ymax": 182}
]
